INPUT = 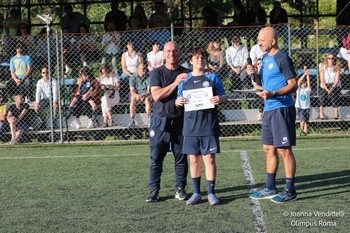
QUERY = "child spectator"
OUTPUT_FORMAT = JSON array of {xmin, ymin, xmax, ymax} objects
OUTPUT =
[
  {"xmin": 66, "ymin": 66, "xmax": 99, "ymax": 129},
  {"xmin": 7, "ymin": 92, "xmax": 29, "ymax": 145},
  {"xmin": 175, "ymin": 47, "xmax": 227, "ymax": 205},
  {"xmin": 295, "ymin": 67, "xmax": 311, "ymax": 136}
]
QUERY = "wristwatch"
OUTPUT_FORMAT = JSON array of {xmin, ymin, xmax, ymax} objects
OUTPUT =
[{"xmin": 271, "ymin": 91, "xmax": 278, "ymax": 98}]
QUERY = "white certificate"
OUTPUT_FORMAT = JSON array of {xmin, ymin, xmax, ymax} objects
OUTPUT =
[{"xmin": 183, "ymin": 87, "xmax": 214, "ymax": 112}]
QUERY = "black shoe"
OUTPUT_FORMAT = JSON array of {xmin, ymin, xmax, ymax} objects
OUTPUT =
[
  {"xmin": 174, "ymin": 187, "xmax": 187, "ymax": 201},
  {"xmin": 146, "ymin": 190, "xmax": 159, "ymax": 202}
]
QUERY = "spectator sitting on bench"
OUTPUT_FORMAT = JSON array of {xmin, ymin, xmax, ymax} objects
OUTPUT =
[
  {"xmin": 319, "ymin": 53, "xmax": 341, "ymax": 120},
  {"xmin": 226, "ymin": 35, "xmax": 249, "ymax": 91},
  {"xmin": 7, "ymin": 91, "xmax": 29, "ymax": 145},
  {"xmin": 34, "ymin": 67, "xmax": 58, "ymax": 129},
  {"xmin": 99, "ymin": 64, "xmax": 120, "ymax": 127},
  {"xmin": 120, "ymin": 41, "xmax": 143, "ymax": 102},
  {"xmin": 128, "ymin": 63, "xmax": 151, "ymax": 128},
  {"xmin": 0, "ymin": 91, "xmax": 8, "ymax": 142},
  {"xmin": 66, "ymin": 66, "xmax": 99, "ymax": 129},
  {"xmin": 147, "ymin": 41, "xmax": 164, "ymax": 72}
]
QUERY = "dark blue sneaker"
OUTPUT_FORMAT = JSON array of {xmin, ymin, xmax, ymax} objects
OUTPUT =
[
  {"xmin": 186, "ymin": 193, "xmax": 202, "ymax": 205},
  {"xmin": 146, "ymin": 190, "xmax": 159, "ymax": 202},
  {"xmin": 175, "ymin": 187, "xmax": 187, "ymax": 200},
  {"xmin": 271, "ymin": 187, "xmax": 297, "ymax": 203},
  {"xmin": 249, "ymin": 185, "xmax": 278, "ymax": 199}
]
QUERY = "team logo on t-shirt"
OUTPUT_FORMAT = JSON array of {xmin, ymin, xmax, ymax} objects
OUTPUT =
[
  {"xmin": 149, "ymin": 129, "xmax": 155, "ymax": 137},
  {"xmin": 268, "ymin": 63, "xmax": 274, "ymax": 70},
  {"xmin": 203, "ymin": 81, "xmax": 210, "ymax": 87}
]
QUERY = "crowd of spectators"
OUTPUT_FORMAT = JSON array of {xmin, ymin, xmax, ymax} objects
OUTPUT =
[{"xmin": 1, "ymin": 1, "xmax": 349, "ymax": 144}]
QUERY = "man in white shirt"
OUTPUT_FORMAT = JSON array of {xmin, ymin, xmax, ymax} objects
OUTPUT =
[
  {"xmin": 225, "ymin": 35, "xmax": 249, "ymax": 91},
  {"xmin": 250, "ymin": 43, "xmax": 265, "ymax": 65},
  {"xmin": 147, "ymin": 41, "xmax": 164, "ymax": 72},
  {"xmin": 101, "ymin": 20, "xmax": 122, "ymax": 74},
  {"xmin": 34, "ymin": 67, "xmax": 59, "ymax": 129}
]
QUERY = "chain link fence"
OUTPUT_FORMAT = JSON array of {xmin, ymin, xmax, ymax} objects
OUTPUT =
[{"xmin": 1, "ymin": 23, "xmax": 350, "ymax": 144}]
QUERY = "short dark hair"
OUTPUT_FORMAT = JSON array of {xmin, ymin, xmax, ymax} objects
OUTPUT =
[
  {"xmin": 188, "ymin": 47, "xmax": 207, "ymax": 60},
  {"xmin": 80, "ymin": 66, "xmax": 92, "ymax": 77},
  {"xmin": 12, "ymin": 88, "xmax": 23, "ymax": 98},
  {"xmin": 100, "ymin": 64, "xmax": 112, "ymax": 73}
]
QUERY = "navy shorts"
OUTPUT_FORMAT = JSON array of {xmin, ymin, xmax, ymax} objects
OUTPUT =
[
  {"xmin": 297, "ymin": 108, "xmax": 310, "ymax": 122},
  {"xmin": 261, "ymin": 107, "xmax": 296, "ymax": 147},
  {"xmin": 182, "ymin": 135, "xmax": 220, "ymax": 155}
]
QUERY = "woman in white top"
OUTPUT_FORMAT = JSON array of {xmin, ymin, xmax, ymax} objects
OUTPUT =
[
  {"xmin": 121, "ymin": 41, "xmax": 143, "ymax": 79},
  {"xmin": 147, "ymin": 41, "xmax": 164, "ymax": 71},
  {"xmin": 319, "ymin": 53, "xmax": 341, "ymax": 119},
  {"xmin": 99, "ymin": 64, "xmax": 120, "ymax": 127},
  {"xmin": 120, "ymin": 41, "xmax": 143, "ymax": 101}
]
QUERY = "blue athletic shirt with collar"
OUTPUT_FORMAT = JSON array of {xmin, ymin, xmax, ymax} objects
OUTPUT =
[
  {"xmin": 260, "ymin": 50, "xmax": 296, "ymax": 111},
  {"xmin": 177, "ymin": 73, "xmax": 226, "ymax": 137},
  {"xmin": 150, "ymin": 65, "xmax": 190, "ymax": 118}
]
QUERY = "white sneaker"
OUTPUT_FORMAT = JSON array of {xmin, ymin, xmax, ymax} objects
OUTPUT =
[
  {"xmin": 87, "ymin": 120, "xmax": 94, "ymax": 129},
  {"xmin": 75, "ymin": 119, "xmax": 81, "ymax": 129},
  {"xmin": 9, "ymin": 138, "xmax": 18, "ymax": 145}
]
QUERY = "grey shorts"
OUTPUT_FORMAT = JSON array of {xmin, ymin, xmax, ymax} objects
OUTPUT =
[{"xmin": 297, "ymin": 108, "xmax": 310, "ymax": 122}]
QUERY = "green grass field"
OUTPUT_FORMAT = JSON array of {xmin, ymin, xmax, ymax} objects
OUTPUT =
[{"xmin": 0, "ymin": 137, "xmax": 349, "ymax": 232}]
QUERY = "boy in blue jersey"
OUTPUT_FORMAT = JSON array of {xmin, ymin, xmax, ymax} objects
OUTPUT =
[
  {"xmin": 247, "ymin": 26, "xmax": 298, "ymax": 203},
  {"xmin": 176, "ymin": 47, "xmax": 227, "ymax": 205}
]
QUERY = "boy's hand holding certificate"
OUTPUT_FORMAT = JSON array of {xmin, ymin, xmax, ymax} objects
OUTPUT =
[{"xmin": 183, "ymin": 87, "xmax": 215, "ymax": 112}]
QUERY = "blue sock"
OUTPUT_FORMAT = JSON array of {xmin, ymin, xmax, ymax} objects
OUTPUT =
[
  {"xmin": 266, "ymin": 173, "xmax": 276, "ymax": 189},
  {"xmin": 286, "ymin": 178, "xmax": 295, "ymax": 191},
  {"xmin": 207, "ymin": 180, "xmax": 216, "ymax": 195},
  {"xmin": 192, "ymin": 177, "xmax": 201, "ymax": 194}
]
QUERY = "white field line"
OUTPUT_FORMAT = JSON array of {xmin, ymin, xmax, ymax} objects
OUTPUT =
[
  {"xmin": 240, "ymin": 150, "xmax": 266, "ymax": 233},
  {"xmin": 0, "ymin": 146, "xmax": 350, "ymax": 160}
]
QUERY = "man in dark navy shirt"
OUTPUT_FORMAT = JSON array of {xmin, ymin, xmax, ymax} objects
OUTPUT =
[{"xmin": 146, "ymin": 41, "xmax": 190, "ymax": 202}]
